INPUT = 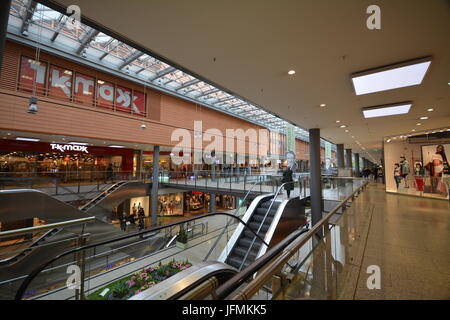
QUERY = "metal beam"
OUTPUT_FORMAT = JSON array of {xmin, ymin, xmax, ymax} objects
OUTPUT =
[
  {"xmin": 118, "ymin": 50, "xmax": 144, "ymax": 70},
  {"xmin": 217, "ymin": 96, "xmax": 235, "ymax": 103},
  {"xmin": 195, "ymin": 88, "xmax": 220, "ymax": 99},
  {"xmin": 20, "ymin": 0, "xmax": 37, "ymax": 34},
  {"xmin": 50, "ymin": 13, "xmax": 66, "ymax": 42},
  {"xmin": 176, "ymin": 78, "xmax": 200, "ymax": 91},
  {"xmin": 150, "ymin": 66, "xmax": 175, "ymax": 81},
  {"xmin": 76, "ymin": 29, "xmax": 99, "ymax": 55}
]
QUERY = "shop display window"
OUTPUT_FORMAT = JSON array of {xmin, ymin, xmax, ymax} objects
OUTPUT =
[{"xmin": 158, "ymin": 193, "xmax": 183, "ymax": 216}]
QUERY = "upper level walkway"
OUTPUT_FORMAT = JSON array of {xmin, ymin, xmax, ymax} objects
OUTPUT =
[{"xmin": 279, "ymin": 183, "xmax": 450, "ymax": 300}]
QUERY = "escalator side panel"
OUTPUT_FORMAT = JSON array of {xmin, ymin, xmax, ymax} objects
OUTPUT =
[{"xmin": 217, "ymin": 194, "xmax": 273, "ymax": 263}]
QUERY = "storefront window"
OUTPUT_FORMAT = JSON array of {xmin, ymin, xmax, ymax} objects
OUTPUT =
[{"xmin": 157, "ymin": 193, "xmax": 183, "ymax": 216}]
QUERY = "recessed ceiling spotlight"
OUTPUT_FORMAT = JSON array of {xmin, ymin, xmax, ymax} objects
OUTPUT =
[
  {"xmin": 340, "ymin": 125, "xmax": 347, "ymax": 128},
  {"xmin": 411, "ymin": 129, "xmax": 416, "ymax": 132},
  {"xmin": 427, "ymin": 108, "xmax": 434, "ymax": 112},
  {"xmin": 320, "ymin": 104, "xmax": 326, "ymax": 107},
  {"xmin": 419, "ymin": 116, "xmax": 429, "ymax": 120},
  {"xmin": 336, "ymin": 120, "xmax": 341, "ymax": 123},
  {"xmin": 288, "ymin": 70, "xmax": 296, "ymax": 75},
  {"xmin": 416, "ymin": 123, "xmax": 421, "ymax": 126},
  {"xmin": 351, "ymin": 57, "xmax": 432, "ymax": 95},
  {"xmin": 345, "ymin": 130, "xmax": 349, "ymax": 132}
]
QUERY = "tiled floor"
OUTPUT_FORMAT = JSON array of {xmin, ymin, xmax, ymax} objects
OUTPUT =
[{"xmin": 346, "ymin": 183, "xmax": 450, "ymax": 300}]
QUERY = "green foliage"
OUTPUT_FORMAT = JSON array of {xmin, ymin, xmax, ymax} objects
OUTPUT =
[
  {"xmin": 177, "ymin": 226, "xmax": 188, "ymax": 243},
  {"xmin": 111, "ymin": 281, "xmax": 130, "ymax": 299}
]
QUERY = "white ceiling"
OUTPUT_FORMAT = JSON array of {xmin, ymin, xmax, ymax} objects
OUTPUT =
[{"xmin": 48, "ymin": 0, "xmax": 450, "ymax": 162}]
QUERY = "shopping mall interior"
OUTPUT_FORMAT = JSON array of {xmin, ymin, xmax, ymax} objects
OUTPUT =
[{"xmin": 0, "ymin": 0, "xmax": 448, "ymax": 306}]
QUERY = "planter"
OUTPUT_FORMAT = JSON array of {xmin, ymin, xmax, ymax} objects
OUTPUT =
[{"xmin": 176, "ymin": 241, "xmax": 188, "ymax": 249}]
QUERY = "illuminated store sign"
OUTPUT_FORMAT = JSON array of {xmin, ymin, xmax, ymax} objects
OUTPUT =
[{"xmin": 50, "ymin": 143, "xmax": 89, "ymax": 153}]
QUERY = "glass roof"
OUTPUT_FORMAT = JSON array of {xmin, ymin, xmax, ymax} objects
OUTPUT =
[{"xmin": 7, "ymin": 0, "xmax": 336, "ymax": 149}]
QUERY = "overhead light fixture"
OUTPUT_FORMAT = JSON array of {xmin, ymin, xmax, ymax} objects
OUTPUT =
[
  {"xmin": 351, "ymin": 57, "xmax": 431, "ymax": 95},
  {"xmin": 340, "ymin": 125, "xmax": 347, "ymax": 128},
  {"xmin": 28, "ymin": 96, "xmax": 38, "ymax": 114},
  {"xmin": 411, "ymin": 129, "xmax": 416, "ymax": 132},
  {"xmin": 288, "ymin": 70, "xmax": 296, "ymax": 75},
  {"xmin": 16, "ymin": 137, "xmax": 40, "ymax": 142},
  {"xmin": 427, "ymin": 108, "xmax": 434, "ymax": 112},
  {"xmin": 320, "ymin": 104, "xmax": 326, "ymax": 107},
  {"xmin": 417, "ymin": 123, "xmax": 422, "ymax": 126},
  {"xmin": 336, "ymin": 120, "xmax": 341, "ymax": 123},
  {"xmin": 419, "ymin": 116, "xmax": 429, "ymax": 120},
  {"xmin": 345, "ymin": 130, "xmax": 349, "ymax": 133},
  {"xmin": 108, "ymin": 145, "xmax": 126, "ymax": 148},
  {"xmin": 362, "ymin": 102, "xmax": 412, "ymax": 118}
]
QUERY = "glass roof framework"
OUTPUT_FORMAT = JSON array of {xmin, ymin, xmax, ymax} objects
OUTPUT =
[{"xmin": 7, "ymin": 0, "xmax": 336, "ymax": 151}]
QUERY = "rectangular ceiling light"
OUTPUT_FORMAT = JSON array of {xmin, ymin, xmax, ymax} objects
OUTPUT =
[
  {"xmin": 68, "ymin": 142, "xmax": 89, "ymax": 145},
  {"xmin": 362, "ymin": 102, "xmax": 412, "ymax": 119},
  {"xmin": 108, "ymin": 145, "xmax": 125, "ymax": 148},
  {"xmin": 351, "ymin": 57, "xmax": 431, "ymax": 95},
  {"xmin": 16, "ymin": 137, "xmax": 40, "ymax": 142}
]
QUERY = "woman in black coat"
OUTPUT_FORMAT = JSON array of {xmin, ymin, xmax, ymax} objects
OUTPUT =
[{"xmin": 281, "ymin": 168, "xmax": 294, "ymax": 198}]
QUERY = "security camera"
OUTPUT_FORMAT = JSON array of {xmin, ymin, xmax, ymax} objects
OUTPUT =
[{"xmin": 140, "ymin": 124, "xmax": 147, "ymax": 130}]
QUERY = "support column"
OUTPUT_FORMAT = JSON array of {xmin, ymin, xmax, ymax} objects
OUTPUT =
[
  {"xmin": 151, "ymin": 145, "xmax": 160, "ymax": 226},
  {"xmin": 354, "ymin": 153, "xmax": 360, "ymax": 177},
  {"xmin": 0, "ymin": 0, "xmax": 12, "ymax": 71},
  {"xmin": 309, "ymin": 128, "xmax": 323, "ymax": 227},
  {"xmin": 209, "ymin": 193, "xmax": 216, "ymax": 212},
  {"xmin": 345, "ymin": 148, "xmax": 353, "ymax": 170},
  {"xmin": 336, "ymin": 144, "xmax": 345, "ymax": 168}
]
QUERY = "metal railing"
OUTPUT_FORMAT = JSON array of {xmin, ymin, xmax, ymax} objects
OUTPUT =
[
  {"xmin": 14, "ymin": 212, "xmax": 269, "ymax": 300},
  {"xmin": 213, "ymin": 179, "xmax": 369, "ymax": 300}
]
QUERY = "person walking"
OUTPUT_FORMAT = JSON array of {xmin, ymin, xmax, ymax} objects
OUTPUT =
[
  {"xmin": 281, "ymin": 167, "xmax": 294, "ymax": 198},
  {"xmin": 394, "ymin": 163, "xmax": 401, "ymax": 189},
  {"xmin": 119, "ymin": 212, "xmax": 127, "ymax": 231}
]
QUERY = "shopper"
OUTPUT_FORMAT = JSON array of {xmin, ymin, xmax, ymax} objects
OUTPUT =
[
  {"xmin": 394, "ymin": 163, "xmax": 401, "ymax": 189},
  {"xmin": 281, "ymin": 167, "xmax": 294, "ymax": 198},
  {"xmin": 119, "ymin": 212, "xmax": 127, "ymax": 231},
  {"xmin": 138, "ymin": 206, "xmax": 145, "ymax": 230}
]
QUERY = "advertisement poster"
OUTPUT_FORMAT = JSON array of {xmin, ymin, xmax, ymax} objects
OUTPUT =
[
  {"xmin": 19, "ymin": 56, "xmax": 47, "ymax": 94},
  {"xmin": 421, "ymin": 144, "xmax": 450, "ymax": 197},
  {"xmin": 384, "ymin": 140, "xmax": 449, "ymax": 199},
  {"xmin": 48, "ymin": 65, "xmax": 73, "ymax": 100},
  {"xmin": 97, "ymin": 80, "xmax": 114, "ymax": 110},
  {"xmin": 132, "ymin": 90, "xmax": 146, "ymax": 116},
  {"xmin": 74, "ymin": 73, "xmax": 95, "ymax": 105},
  {"xmin": 115, "ymin": 85, "xmax": 132, "ymax": 113}
]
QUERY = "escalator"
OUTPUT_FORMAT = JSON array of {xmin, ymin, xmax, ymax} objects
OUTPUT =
[
  {"xmin": 220, "ymin": 194, "xmax": 309, "ymax": 270},
  {"xmin": 0, "ymin": 181, "xmax": 150, "ymax": 272},
  {"xmin": 226, "ymin": 197, "xmax": 279, "ymax": 270}
]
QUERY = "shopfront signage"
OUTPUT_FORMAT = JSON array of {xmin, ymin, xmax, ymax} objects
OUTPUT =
[{"xmin": 50, "ymin": 143, "xmax": 89, "ymax": 153}]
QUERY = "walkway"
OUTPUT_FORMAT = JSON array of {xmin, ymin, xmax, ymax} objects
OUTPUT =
[
  {"xmin": 348, "ymin": 183, "xmax": 450, "ymax": 299},
  {"xmin": 281, "ymin": 183, "xmax": 450, "ymax": 300}
]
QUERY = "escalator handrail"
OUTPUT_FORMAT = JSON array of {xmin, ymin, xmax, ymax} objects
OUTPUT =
[
  {"xmin": 214, "ymin": 226, "xmax": 310, "ymax": 300},
  {"xmin": 79, "ymin": 181, "xmax": 125, "ymax": 211},
  {"xmin": 14, "ymin": 212, "xmax": 269, "ymax": 300},
  {"xmin": 238, "ymin": 180, "xmax": 297, "ymax": 270},
  {"xmin": 203, "ymin": 177, "xmax": 272, "ymax": 262}
]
